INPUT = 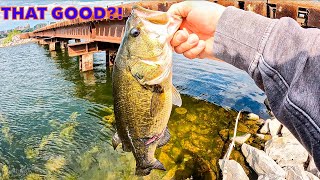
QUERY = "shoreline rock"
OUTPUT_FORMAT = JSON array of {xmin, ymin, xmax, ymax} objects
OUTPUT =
[
  {"xmin": 0, "ymin": 36, "xmax": 35, "ymax": 48},
  {"xmin": 219, "ymin": 159, "xmax": 249, "ymax": 180},
  {"xmin": 265, "ymin": 137, "xmax": 308, "ymax": 167},
  {"xmin": 241, "ymin": 143, "xmax": 286, "ymax": 178}
]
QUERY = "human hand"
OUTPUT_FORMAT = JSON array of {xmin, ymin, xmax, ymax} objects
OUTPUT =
[{"xmin": 168, "ymin": 1, "xmax": 226, "ymax": 59}]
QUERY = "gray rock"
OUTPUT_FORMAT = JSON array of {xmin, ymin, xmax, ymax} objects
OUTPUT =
[
  {"xmin": 219, "ymin": 159, "xmax": 249, "ymax": 180},
  {"xmin": 241, "ymin": 143, "xmax": 285, "ymax": 177},
  {"xmin": 307, "ymin": 157, "xmax": 320, "ymax": 178},
  {"xmin": 268, "ymin": 118, "xmax": 282, "ymax": 137},
  {"xmin": 245, "ymin": 113, "xmax": 260, "ymax": 121},
  {"xmin": 265, "ymin": 137, "xmax": 308, "ymax": 167},
  {"xmin": 305, "ymin": 171, "xmax": 320, "ymax": 180},
  {"xmin": 284, "ymin": 166, "xmax": 309, "ymax": 180},
  {"xmin": 232, "ymin": 133, "xmax": 251, "ymax": 145},
  {"xmin": 260, "ymin": 119, "xmax": 271, "ymax": 134},
  {"xmin": 280, "ymin": 126, "xmax": 294, "ymax": 138},
  {"xmin": 258, "ymin": 175, "xmax": 286, "ymax": 180}
]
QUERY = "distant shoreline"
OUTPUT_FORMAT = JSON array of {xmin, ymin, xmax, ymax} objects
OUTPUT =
[{"xmin": 0, "ymin": 37, "xmax": 36, "ymax": 48}]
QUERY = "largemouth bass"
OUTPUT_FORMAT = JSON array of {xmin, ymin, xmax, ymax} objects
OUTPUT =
[{"xmin": 112, "ymin": 5, "xmax": 182, "ymax": 176}]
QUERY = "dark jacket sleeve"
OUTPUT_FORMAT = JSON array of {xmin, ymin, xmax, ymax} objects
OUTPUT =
[{"xmin": 213, "ymin": 6, "xmax": 320, "ymax": 170}]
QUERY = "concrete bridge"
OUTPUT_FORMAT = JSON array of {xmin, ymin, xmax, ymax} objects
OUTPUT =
[{"xmin": 25, "ymin": 0, "xmax": 320, "ymax": 72}]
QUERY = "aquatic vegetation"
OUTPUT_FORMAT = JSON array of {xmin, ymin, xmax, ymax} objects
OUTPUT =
[
  {"xmin": 59, "ymin": 113, "xmax": 79, "ymax": 141},
  {"xmin": 2, "ymin": 164, "xmax": 9, "ymax": 180},
  {"xmin": 25, "ymin": 132, "xmax": 56, "ymax": 160},
  {"xmin": 1, "ymin": 126, "xmax": 13, "ymax": 145},
  {"xmin": 102, "ymin": 114, "xmax": 115, "ymax": 125},
  {"xmin": 79, "ymin": 146, "xmax": 99, "ymax": 171},
  {"xmin": 69, "ymin": 112, "xmax": 79, "ymax": 121},
  {"xmin": 63, "ymin": 173, "xmax": 78, "ymax": 180},
  {"xmin": 102, "ymin": 106, "xmax": 114, "ymax": 114},
  {"xmin": 45, "ymin": 156, "xmax": 66, "ymax": 172},
  {"xmin": 175, "ymin": 107, "xmax": 188, "ymax": 115},
  {"xmin": 39, "ymin": 132, "xmax": 55, "ymax": 150},
  {"xmin": 0, "ymin": 114, "xmax": 13, "ymax": 145},
  {"xmin": 25, "ymin": 146, "xmax": 39, "ymax": 159},
  {"xmin": 59, "ymin": 125, "xmax": 77, "ymax": 140},
  {"xmin": 49, "ymin": 119, "xmax": 62, "ymax": 129},
  {"xmin": 25, "ymin": 173, "xmax": 43, "ymax": 180}
]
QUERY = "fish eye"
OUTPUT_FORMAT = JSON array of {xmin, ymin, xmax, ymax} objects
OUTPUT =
[{"xmin": 130, "ymin": 28, "xmax": 140, "ymax": 37}]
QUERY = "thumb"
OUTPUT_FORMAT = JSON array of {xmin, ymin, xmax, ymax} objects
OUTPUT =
[{"xmin": 167, "ymin": 1, "xmax": 193, "ymax": 18}]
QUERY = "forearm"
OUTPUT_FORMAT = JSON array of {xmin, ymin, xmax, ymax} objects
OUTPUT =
[{"xmin": 213, "ymin": 6, "xmax": 320, "ymax": 169}]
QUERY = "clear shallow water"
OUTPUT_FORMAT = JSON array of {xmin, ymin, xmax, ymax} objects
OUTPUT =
[{"xmin": 0, "ymin": 43, "xmax": 266, "ymax": 179}]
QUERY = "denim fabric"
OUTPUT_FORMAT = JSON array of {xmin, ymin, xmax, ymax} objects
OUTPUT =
[{"xmin": 213, "ymin": 6, "xmax": 320, "ymax": 170}]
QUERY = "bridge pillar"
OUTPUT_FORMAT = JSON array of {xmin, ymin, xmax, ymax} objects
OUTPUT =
[
  {"xmin": 49, "ymin": 42, "xmax": 57, "ymax": 51},
  {"xmin": 60, "ymin": 41, "xmax": 68, "ymax": 50},
  {"xmin": 106, "ymin": 49, "xmax": 117, "ymax": 67},
  {"xmin": 79, "ymin": 53, "xmax": 94, "ymax": 72}
]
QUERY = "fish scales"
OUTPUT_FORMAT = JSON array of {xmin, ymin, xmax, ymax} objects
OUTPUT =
[{"xmin": 112, "ymin": 5, "xmax": 182, "ymax": 176}]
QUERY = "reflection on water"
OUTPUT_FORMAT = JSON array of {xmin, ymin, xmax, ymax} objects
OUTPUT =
[{"xmin": 0, "ymin": 43, "xmax": 266, "ymax": 179}]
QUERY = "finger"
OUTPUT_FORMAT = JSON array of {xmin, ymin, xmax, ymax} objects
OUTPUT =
[
  {"xmin": 167, "ymin": 1, "xmax": 193, "ymax": 18},
  {"xmin": 174, "ymin": 33, "xmax": 199, "ymax": 54},
  {"xmin": 183, "ymin": 40, "xmax": 206, "ymax": 59},
  {"xmin": 171, "ymin": 29, "xmax": 188, "ymax": 47}
]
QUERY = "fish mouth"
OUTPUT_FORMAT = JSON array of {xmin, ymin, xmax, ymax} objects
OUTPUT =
[{"xmin": 132, "ymin": 5, "xmax": 169, "ymax": 25}]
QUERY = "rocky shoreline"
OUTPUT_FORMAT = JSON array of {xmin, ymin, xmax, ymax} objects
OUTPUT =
[
  {"xmin": 0, "ymin": 35, "xmax": 35, "ymax": 48},
  {"xmin": 219, "ymin": 116, "xmax": 320, "ymax": 180}
]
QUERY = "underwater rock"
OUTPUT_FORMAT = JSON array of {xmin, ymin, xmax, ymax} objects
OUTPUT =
[
  {"xmin": 219, "ymin": 129, "xmax": 230, "ymax": 141},
  {"xmin": 181, "ymin": 139, "xmax": 200, "ymax": 153},
  {"xmin": 241, "ymin": 143, "xmax": 285, "ymax": 177},
  {"xmin": 186, "ymin": 114, "xmax": 197, "ymax": 122},
  {"xmin": 265, "ymin": 137, "xmax": 308, "ymax": 167},
  {"xmin": 232, "ymin": 133, "xmax": 251, "ymax": 145},
  {"xmin": 175, "ymin": 107, "xmax": 188, "ymax": 115},
  {"xmin": 237, "ymin": 123, "xmax": 250, "ymax": 133},
  {"xmin": 219, "ymin": 159, "xmax": 249, "ymax": 180}
]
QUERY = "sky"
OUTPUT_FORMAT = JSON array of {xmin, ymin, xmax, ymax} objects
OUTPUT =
[{"xmin": 0, "ymin": 0, "xmax": 126, "ymax": 31}]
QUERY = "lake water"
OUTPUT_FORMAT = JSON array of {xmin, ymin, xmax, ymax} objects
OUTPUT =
[{"xmin": 0, "ymin": 43, "xmax": 266, "ymax": 179}]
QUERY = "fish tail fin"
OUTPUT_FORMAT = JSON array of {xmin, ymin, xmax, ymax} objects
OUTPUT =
[{"xmin": 135, "ymin": 159, "xmax": 166, "ymax": 176}]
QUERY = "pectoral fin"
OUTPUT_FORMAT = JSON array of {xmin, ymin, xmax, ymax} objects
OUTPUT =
[
  {"xmin": 172, "ymin": 85, "xmax": 182, "ymax": 107},
  {"xmin": 112, "ymin": 132, "xmax": 121, "ymax": 150},
  {"xmin": 157, "ymin": 127, "xmax": 171, "ymax": 148}
]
